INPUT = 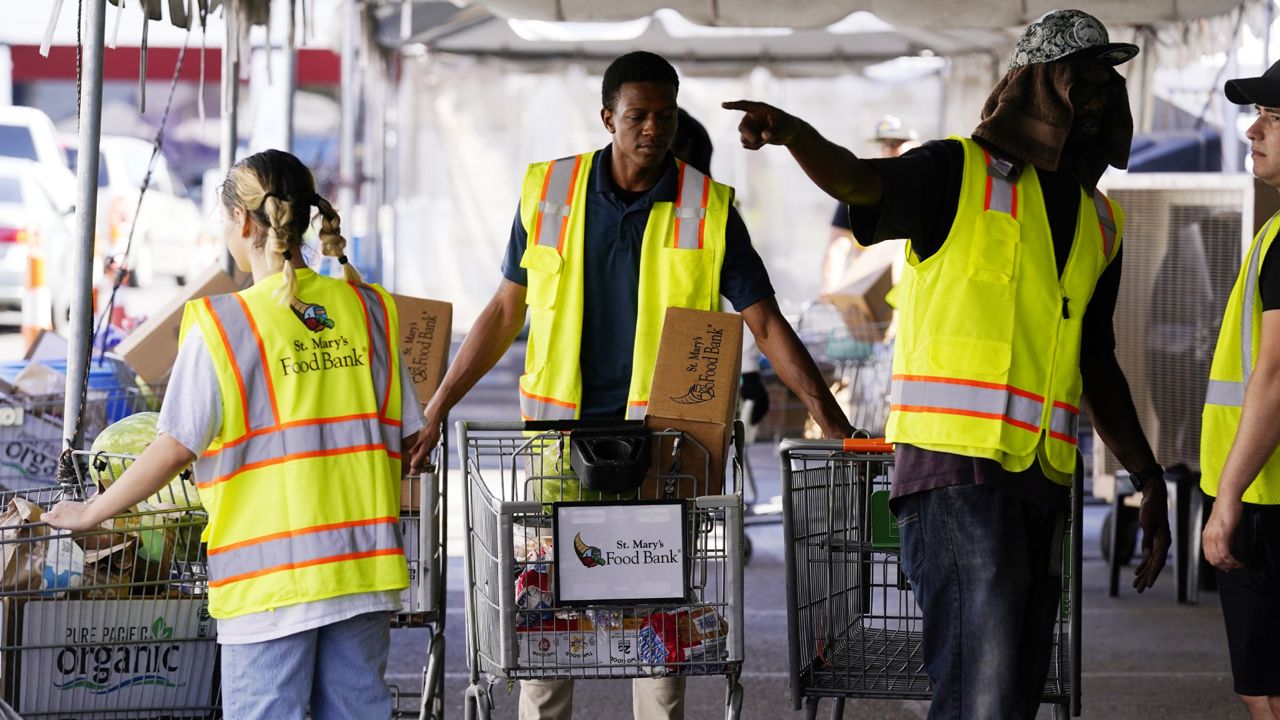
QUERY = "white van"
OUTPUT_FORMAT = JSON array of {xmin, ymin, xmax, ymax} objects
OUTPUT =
[{"xmin": 0, "ymin": 106, "xmax": 77, "ymax": 213}]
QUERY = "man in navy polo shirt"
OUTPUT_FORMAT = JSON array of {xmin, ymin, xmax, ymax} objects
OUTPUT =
[{"xmin": 414, "ymin": 51, "xmax": 851, "ymax": 720}]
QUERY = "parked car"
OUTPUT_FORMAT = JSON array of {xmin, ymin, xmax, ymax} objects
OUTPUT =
[
  {"xmin": 0, "ymin": 106, "xmax": 77, "ymax": 213},
  {"xmin": 64, "ymin": 135, "xmax": 211, "ymax": 286},
  {"xmin": 0, "ymin": 158, "xmax": 76, "ymax": 329}
]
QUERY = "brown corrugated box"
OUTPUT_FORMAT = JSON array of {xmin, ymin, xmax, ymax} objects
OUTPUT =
[
  {"xmin": 392, "ymin": 294, "xmax": 452, "ymax": 512},
  {"xmin": 641, "ymin": 308, "xmax": 742, "ymax": 499},
  {"xmin": 826, "ymin": 260, "xmax": 893, "ymax": 342},
  {"xmin": 113, "ymin": 263, "xmax": 250, "ymax": 386}
]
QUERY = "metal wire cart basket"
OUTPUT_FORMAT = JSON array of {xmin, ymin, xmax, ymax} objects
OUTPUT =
[
  {"xmin": 0, "ymin": 451, "xmax": 218, "ymax": 719},
  {"xmin": 458, "ymin": 420, "xmax": 747, "ymax": 720},
  {"xmin": 780, "ymin": 439, "xmax": 1082, "ymax": 719}
]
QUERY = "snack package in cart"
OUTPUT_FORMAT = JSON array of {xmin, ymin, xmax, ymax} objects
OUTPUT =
[
  {"xmin": 515, "ymin": 537, "xmax": 557, "ymax": 626},
  {"xmin": 637, "ymin": 606, "xmax": 730, "ymax": 675},
  {"xmin": 0, "ymin": 497, "xmax": 84, "ymax": 596}
]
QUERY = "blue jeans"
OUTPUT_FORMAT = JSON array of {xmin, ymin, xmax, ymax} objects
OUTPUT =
[
  {"xmin": 895, "ymin": 484, "xmax": 1064, "ymax": 720},
  {"xmin": 220, "ymin": 611, "xmax": 393, "ymax": 720}
]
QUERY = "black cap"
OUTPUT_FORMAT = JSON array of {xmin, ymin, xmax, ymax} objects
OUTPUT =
[{"xmin": 1225, "ymin": 59, "xmax": 1280, "ymax": 107}]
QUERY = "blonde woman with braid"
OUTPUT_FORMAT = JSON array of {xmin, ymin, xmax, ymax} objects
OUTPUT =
[{"xmin": 47, "ymin": 149, "xmax": 424, "ymax": 720}]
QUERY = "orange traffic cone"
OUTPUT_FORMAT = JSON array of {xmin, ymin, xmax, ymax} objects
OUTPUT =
[{"xmin": 20, "ymin": 228, "xmax": 51, "ymax": 350}]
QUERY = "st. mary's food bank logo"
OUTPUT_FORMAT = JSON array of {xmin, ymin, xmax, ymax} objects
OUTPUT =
[
  {"xmin": 290, "ymin": 297, "xmax": 336, "ymax": 332},
  {"xmin": 573, "ymin": 533, "xmax": 679, "ymax": 568},
  {"xmin": 669, "ymin": 323, "xmax": 726, "ymax": 406}
]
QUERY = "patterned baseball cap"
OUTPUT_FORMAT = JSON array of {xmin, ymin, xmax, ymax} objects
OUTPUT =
[{"xmin": 1007, "ymin": 9, "xmax": 1139, "ymax": 70}]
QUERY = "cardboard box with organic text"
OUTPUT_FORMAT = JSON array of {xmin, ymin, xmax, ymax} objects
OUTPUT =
[
  {"xmin": 641, "ymin": 308, "xmax": 743, "ymax": 498},
  {"xmin": 391, "ymin": 295, "xmax": 452, "ymax": 407}
]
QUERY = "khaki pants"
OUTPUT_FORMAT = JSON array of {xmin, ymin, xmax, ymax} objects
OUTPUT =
[{"xmin": 518, "ymin": 677, "xmax": 685, "ymax": 720}]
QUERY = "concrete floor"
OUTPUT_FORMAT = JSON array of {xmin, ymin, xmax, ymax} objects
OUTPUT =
[{"xmin": 382, "ymin": 342, "xmax": 1243, "ymax": 719}]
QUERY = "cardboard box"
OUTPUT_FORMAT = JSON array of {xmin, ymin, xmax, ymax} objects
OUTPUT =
[
  {"xmin": 827, "ymin": 257, "xmax": 893, "ymax": 342},
  {"xmin": 397, "ymin": 512, "xmax": 438, "ymax": 614},
  {"xmin": 392, "ymin": 294, "xmax": 452, "ymax": 406},
  {"xmin": 10, "ymin": 598, "xmax": 217, "ymax": 717},
  {"xmin": 113, "ymin": 264, "xmax": 249, "ymax": 386},
  {"xmin": 0, "ymin": 400, "xmax": 66, "ymax": 491},
  {"xmin": 641, "ymin": 308, "xmax": 743, "ymax": 498}
]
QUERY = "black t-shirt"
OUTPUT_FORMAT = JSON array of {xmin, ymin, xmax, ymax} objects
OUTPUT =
[{"xmin": 848, "ymin": 138, "xmax": 1124, "ymax": 510}]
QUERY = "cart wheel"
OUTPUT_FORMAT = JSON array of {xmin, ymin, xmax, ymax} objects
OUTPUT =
[
  {"xmin": 743, "ymin": 534, "xmax": 754, "ymax": 565},
  {"xmin": 1100, "ymin": 507, "xmax": 1138, "ymax": 564}
]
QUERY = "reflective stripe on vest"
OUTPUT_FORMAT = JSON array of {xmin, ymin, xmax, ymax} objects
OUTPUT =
[
  {"xmin": 208, "ymin": 516, "xmax": 401, "ymax": 588},
  {"xmin": 198, "ymin": 414, "xmax": 403, "ymax": 488},
  {"xmin": 520, "ymin": 388, "xmax": 577, "ymax": 421},
  {"xmin": 1205, "ymin": 217, "xmax": 1276, "ymax": 409},
  {"xmin": 983, "ymin": 150, "xmax": 1018, "ymax": 215},
  {"xmin": 890, "ymin": 375, "xmax": 1079, "ymax": 444},
  {"xmin": 674, "ymin": 163, "xmax": 710, "ymax": 249},
  {"xmin": 206, "ymin": 294, "xmax": 280, "ymax": 432},
  {"xmin": 532, "ymin": 155, "xmax": 584, "ymax": 253},
  {"xmin": 626, "ymin": 401, "xmax": 648, "ymax": 421},
  {"xmin": 1094, "ymin": 192, "xmax": 1117, "ymax": 259},
  {"xmin": 351, "ymin": 284, "xmax": 394, "ymax": 419}
]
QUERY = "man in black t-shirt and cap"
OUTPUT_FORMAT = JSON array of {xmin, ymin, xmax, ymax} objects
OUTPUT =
[{"xmin": 725, "ymin": 9, "xmax": 1172, "ymax": 718}]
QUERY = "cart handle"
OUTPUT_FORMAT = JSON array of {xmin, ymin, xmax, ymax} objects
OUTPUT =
[
  {"xmin": 842, "ymin": 438, "xmax": 894, "ymax": 453},
  {"xmin": 520, "ymin": 419, "xmax": 646, "ymax": 434}
]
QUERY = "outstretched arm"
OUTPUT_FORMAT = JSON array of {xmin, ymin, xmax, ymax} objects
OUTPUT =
[{"xmin": 722, "ymin": 99, "xmax": 884, "ymax": 207}]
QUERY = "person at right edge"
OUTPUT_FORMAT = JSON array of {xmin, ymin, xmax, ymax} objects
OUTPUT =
[
  {"xmin": 1201, "ymin": 59, "xmax": 1280, "ymax": 720},
  {"xmin": 724, "ymin": 9, "xmax": 1171, "ymax": 719}
]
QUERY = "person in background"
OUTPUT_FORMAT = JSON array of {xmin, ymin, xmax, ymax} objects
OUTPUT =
[
  {"xmin": 411, "ymin": 51, "xmax": 851, "ymax": 719},
  {"xmin": 671, "ymin": 106, "xmax": 770, "ymax": 426},
  {"xmin": 45, "ymin": 150, "xmax": 424, "ymax": 720},
  {"xmin": 820, "ymin": 115, "xmax": 918, "ymax": 295},
  {"xmin": 724, "ymin": 9, "xmax": 1171, "ymax": 718},
  {"xmin": 1201, "ymin": 57, "xmax": 1280, "ymax": 720}
]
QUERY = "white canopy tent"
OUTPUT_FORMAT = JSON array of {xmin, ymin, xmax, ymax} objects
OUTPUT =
[{"xmin": 379, "ymin": 0, "xmax": 1259, "ymax": 328}]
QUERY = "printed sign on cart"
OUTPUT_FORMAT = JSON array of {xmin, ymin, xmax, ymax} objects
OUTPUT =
[
  {"xmin": 553, "ymin": 501, "xmax": 688, "ymax": 605},
  {"xmin": 17, "ymin": 599, "xmax": 218, "ymax": 717}
]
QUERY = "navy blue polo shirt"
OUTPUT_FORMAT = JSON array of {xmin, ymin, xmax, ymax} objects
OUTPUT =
[{"xmin": 501, "ymin": 146, "xmax": 774, "ymax": 418}]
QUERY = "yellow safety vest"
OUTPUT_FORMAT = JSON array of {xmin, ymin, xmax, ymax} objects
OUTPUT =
[
  {"xmin": 179, "ymin": 268, "xmax": 408, "ymax": 619},
  {"xmin": 517, "ymin": 151, "xmax": 731, "ymax": 421},
  {"xmin": 1200, "ymin": 214, "xmax": 1280, "ymax": 503},
  {"xmin": 886, "ymin": 137, "xmax": 1122, "ymax": 483}
]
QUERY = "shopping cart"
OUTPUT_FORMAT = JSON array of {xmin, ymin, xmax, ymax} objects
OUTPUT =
[
  {"xmin": 0, "ymin": 383, "xmax": 164, "ymax": 493},
  {"xmin": 458, "ymin": 419, "xmax": 746, "ymax": 720},
  {"xmin": 391, "ymin": 422, "xmax": 448, "ymax": 720},
  {"xmin": 788, "ymin": 301, "xmax": 894, "ymax": 437},
  {"xmin": 0, "ymin": 450, "xmax": 218, "ymax": 719},
  {"xmin": 780, "ymin": 439, "xmax": 1082, "ymax": 719}
]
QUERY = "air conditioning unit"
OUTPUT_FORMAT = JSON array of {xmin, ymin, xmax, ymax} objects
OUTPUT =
[{"xmin": 1091, "ymin": 172, "xmax": 1276, "ymax": 498}]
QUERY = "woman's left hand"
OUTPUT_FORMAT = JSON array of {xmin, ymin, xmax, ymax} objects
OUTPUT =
[{"xmin": 43, "ymin": 500, "xmax": 101, "ymax": 532}]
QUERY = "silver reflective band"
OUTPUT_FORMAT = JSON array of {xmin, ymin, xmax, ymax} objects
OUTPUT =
[
  {"xmin": 891, "ymin": 378, "xmax": 1042, "ymax": 430},
  {"xmin": 520, "ymin": 392, "xmax": 576, "ymax": 421},
  {"xmin": 1049, "ymin": 406, "xmax": 1079, "ymax": 440},
  {"xmin": 204, "ymin": 415, "xmax": 402, "ymax": 476},
  {"xmin": 674, "ymin": 164, "xmax": 710, "ymax": 250},
  {"xmin": 534, "ymin": 157, "xmax": 580, "ymax": 250},
  {"xmin": 626, "ymin": 403, "xmax": 648, "ymax": 421},
  {"xmin": 208, "ymin": 518, "xmax": 401, "ymax": 585},
  {"xmin": 1205, "ymin": 379, "xmax": 1245, "ymax": 408},
  {"xmin": 208, "ymin": 294, "xmax": 280, "ymax": 432},
  {"xmin": 352, "ymin": 285, "xmax": 393, "ymax": 416},
  {"xmin": 1240, "ymin": 217, "xmax": 1276, "ymax": 389},
  {"xmin": 1093, "ymin": 192, "xmax": 1116, "ymax": 257},
  {"xmin": 988, "ymin": 173, "xmax": 1015, "ymax": 214}
]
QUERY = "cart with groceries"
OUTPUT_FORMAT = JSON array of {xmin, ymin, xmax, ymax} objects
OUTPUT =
[
  {"xmin": 779, "ymin": 438, "xmax": 1083, "ymax": 719},
  {"xmin": 0, "ymin": 448, "xmax": 219, "ymax": 719},
  {"xmin": 458, "ymin": 419, "xmax": 747, "ymax": 720}
]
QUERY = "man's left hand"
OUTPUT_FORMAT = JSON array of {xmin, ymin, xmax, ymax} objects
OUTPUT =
[
  {"xmin": 1133, "ymin": 480, "xmax": 1172, "ymax": 591},
  {"xmin": 1202, "ymin": 496, "xmax": 1245, "ymax": 572}
]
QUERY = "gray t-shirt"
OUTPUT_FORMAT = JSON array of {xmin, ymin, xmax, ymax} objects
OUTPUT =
[{"xmin": 158, "ymin": 322, "xmax": 426, "ymax": 644}]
